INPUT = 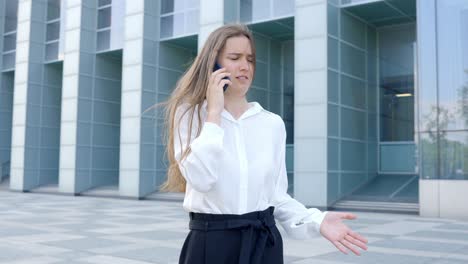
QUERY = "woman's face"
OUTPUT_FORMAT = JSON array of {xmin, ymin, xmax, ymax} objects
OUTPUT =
[{"xmin": 217, "ymin": 36, "xmax": 254, "ymax": 96}]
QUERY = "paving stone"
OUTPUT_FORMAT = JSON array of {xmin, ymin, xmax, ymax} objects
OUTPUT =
[{"xmin": 1, "ymin": 190, "xmax": 468, "ymax": 263}]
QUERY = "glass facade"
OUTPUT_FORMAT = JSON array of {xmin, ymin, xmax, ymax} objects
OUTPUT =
[
  {"xmin": 0, "ymin": 0, "xmax": 466, "ymax": 214},
  {"xmin": 97, "ymin": 0, "xmax": 125, "ymax": 52},
  {"xmin": 0, "ymin": 72, "xmax": 14, "ymax": 181},
  {"xmin": 240, "ymin": 0, "xmax": 294, "ymax": 22},
  {"xmin": 160, "ymin": 0, "xmax": 199, "ymax": 39},
  {"xmin": 2, "ymin": 0, "xmax": 18, "ymax": 71},
  {"xmin": 327, "ymin": 1, "xmax": 379, "ymax": 203},
  {"xmin": 379, "ymin": 24, "xmax": 415, "ymax": 142},
  {"xmin": 418, "ymin": 0, "xmax": 468, "ymax": 180},
  {"xmin": 45, "ymin": 0, "xmax": 61, "ymax": 61},
  {"xmin": 97, "ymin": 0, "xmax": 112, "ymax": 51}
]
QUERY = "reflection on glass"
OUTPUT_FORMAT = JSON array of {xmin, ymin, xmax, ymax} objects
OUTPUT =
[
  {"xmin": 98, "ymin": 7, "xmax": 112, "ymax": 29},
  {"xmin": 161, "ymin": 0, "xmax": 186, "ymax": 14},
  {"xmin": 185, "ymin": 10, "xmax": 199, "ymax": 35},
  {"xmin": 436, "ymin": 0, "xmax": 468, "ymax": 131},
  {"xmin": 2, "ymin": 53, "xmax": 15, "ymax": 70},
  {"xmin": 4, "ymin": 0, "xmax": 18, "ymax": 33},
  {"xmin": 3, "ymin": 33, "xmax": 16, "ymax": 52},
  {"xmin": 160, "ymin": 0, "xmax": 200, "ymax": 38},
  {"xmin": 440, "ymin": 131, "xmax": 468, "ymax": 180},
  {"xmin": 241, "ymin": 0, "xmax": 293, "ymax": 22},
  {"xmin": 380, "ymin": 74, "xmax": 414, "ymax": 141},
  {"xmin": 46, "ymin": 42, "xmax": 59, "ymax": 61},
  {"xmin": 283, "ymin": 41, "xmax": 294, "ymax": 144},
  {"xmin": 273, "ymin": 0, "xmax": 294, "ymax": 18},
  {"xmin": 240, "ymin": 0, "xmax": 253, "ymax": 22},
  {"xmin": 241, "ymin": 0, "xmax": 270, "ymax": 22},
  {"xmin": 379, "ymin": 23, "xmax": 416, "ymax": 141},
  {"xmin": 186, "ymin": 0, "xmax": 199, "ymax": 9},
  {"xmin": 97, "ymin": 30, "xmax": 111, "ymax": 51},
  {"xmin": 47, "ymin": 0, "xmax": 61, "ymax": 20},
  {"xmin": 160, "ymin": 16, "xmax": 174, "ymax": 39},
  {"xmin": 46, "ymin": 22, "xmax": 60, "ymax": 41},
  {"xmin": 161, "ymin": 13, "xmax": 184, "ymax": 38},
  {"xmin": 98, "ymin": 0, "xmax": 111, "ymax": 7},
  {"xmin": 419, "ymin": 132, "xmax": 438, "ymax": 179}
]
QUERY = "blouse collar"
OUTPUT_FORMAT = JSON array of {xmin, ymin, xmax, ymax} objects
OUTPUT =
[{"xmin": 201, "ymin": 99, "xmax": 264, "ymax": 123}]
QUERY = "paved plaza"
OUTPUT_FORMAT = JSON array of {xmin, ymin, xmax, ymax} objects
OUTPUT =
[{"xmin": 0, "ymin": 190, "xmax": 468, "ymax": 264}]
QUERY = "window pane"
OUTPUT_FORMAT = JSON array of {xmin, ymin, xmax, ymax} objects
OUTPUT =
[
  {"xmin": 45, "ymin": 42, "xmax": 59, "ymax": 61},
  {"xmin": 417, "ymin": 1, "xmax": 438, "ymax": 133},
  {"xmin": 161, "ymin": 0, "xmax": 185, "ymax": 14},
  {"xmin": 240, "ymin": 0, "xmax": 270, "ymax": 22},
  {"xmin": 419, "ymin": 132, "xmax": 439, "ymax": 179},
  {"xmin": 186, "ymin": 0, "xmax": 199, "ymax": 9},
  {"xmin": 436, "ymin": 0, "xmax": 468, "ymax": 131},
  {"xmin": 160, "ymin": 15, "xmax": 173, "ymax": 38},
  {"xmin": 4, "ymin": 0, "xmax": 19, "ymax": 32},
  {"xmin": 2, "ymin": 52, "xmax": 16, "ymax": 70},
  {"xmin": 273, "ymin": 0, "xmax": 294, "ymax": 17},
  {"xmin": 379, "ymin": 24, "xmax": 416, "ymax": 141},
  {"xmin": 161, "ymin": 0, "xmax": 174, "ymax": 14},
  {"xmin": 97, "ymin": 30, "xmax": 111, "ymax": 51},
  {"xmin": 240, "ymin": 0, "xmax": 252, "ymax": 22},
  {"xmin": 185, "ymin": 10, "xmax": 199, "ymax": 35},
  {"xmin": 98, "ymin": 0, "xmax": 112, "ymax": 7},
  {"xmin": 98, "ymin": 7, "xmax": 111, "ymax": 29},
  {"xmin": 172, "ymin": 13, "xmax": 184, "ymax": 36},
  {"xmin": 160, "ymin": 13, "xmax": 184, "ymax": 38},
  {"xmin": 46, "ymin": 21, "xmax": 60, "ymax": 41},
  {"xmin": 251, "ymin": 0, "xmax": 270, "ymax": 21},
  {"xmin": 47, "ymin": 0, "xmax": 61, "ymax": 20},
  {"xmin": 440, "ymin": 131, "xmax": 468, "ymax": 180},
  {"xmin": 3, "ymin": 33, "xmax": 16, "ymax": 52}
]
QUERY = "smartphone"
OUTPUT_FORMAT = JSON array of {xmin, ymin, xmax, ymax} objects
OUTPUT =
[{"xmin": 213, "ymin": 62, "xmax": 229, "ymax": 92}]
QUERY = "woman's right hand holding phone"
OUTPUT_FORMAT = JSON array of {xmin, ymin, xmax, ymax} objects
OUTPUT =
[{"xmin": 206, "ymin": 67, "xmax": 231, "ymax": 125}]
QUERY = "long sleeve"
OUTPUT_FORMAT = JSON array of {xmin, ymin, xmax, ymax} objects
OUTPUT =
[
  {"xmin": 174, "ymin": 105, "xmax": 224, "ymax": 193},
  {"xmin": 271, "ymin": 120, "xmax": 327, "ymax": 240}
]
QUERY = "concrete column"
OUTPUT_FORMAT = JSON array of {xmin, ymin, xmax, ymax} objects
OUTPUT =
[
  {"xmin": 119, "ymin": 0, "xmax": 160, "ymax": 198},
  {"xmin": 0, "ymin": 0, "xmax": 3, "ymax": 69},
  {"xmin": 294, "ymin": 0, "xmax": 328, "ymax": 207},
  {"xmin": 59, "ymin": 0, "xmax": 97, "ymax": 193},
  {"xmin": 10, "ymin": 0, "xmax": 52, "ymax": 191},
  {"xmin": 0, "ymin": 0, "xmax": 6, "ymax": 182},
  {"xmin": 198, "ymin": 0, "xmax": 224, "ymax": 49}
]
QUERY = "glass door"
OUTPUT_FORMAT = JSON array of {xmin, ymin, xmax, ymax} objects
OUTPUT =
[{"xmin": 378, "ymin": 23, "xmax": 417, "ymax": 174}]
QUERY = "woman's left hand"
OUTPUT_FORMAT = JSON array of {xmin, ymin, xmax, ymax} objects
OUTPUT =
[{"xmin": 319, "ymin": 212, "xmax": 368, "ymax": 255}]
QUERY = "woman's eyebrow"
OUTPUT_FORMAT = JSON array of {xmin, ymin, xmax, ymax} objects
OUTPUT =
[{"xmin": 227, "ymin": 52, "xmax": 253, "ymax": 56}]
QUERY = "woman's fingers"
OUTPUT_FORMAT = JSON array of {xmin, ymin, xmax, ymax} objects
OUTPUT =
[
  {"xmin": 345, "ymin": 234, "xmax": 368, "ymax": 251},
  {"xmin": 211, "ymin": 71, "xmax": 231, "ymax": 91},
  {"xmin": 348, "ymin": 230, "xmax": 368, "ymax": 244},
  {"xmin": 219, "ymin": 79, "xmax": 232, "ymax": 89},
  {"xmin": 339, "ymin": 212, "xmax": 356, "ymax": 220},
  {"xmin": 332, "ymin": 241, "xmax": 348, "ymax": 255},
  {"xmin": 340, "ymin": 238, "xmax": 361, "ymax": 256}
]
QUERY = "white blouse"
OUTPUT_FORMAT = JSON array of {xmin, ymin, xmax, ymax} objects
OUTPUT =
[{"xmin": 174, "ymin": 100, "xmax": 327, "ymax": 239}]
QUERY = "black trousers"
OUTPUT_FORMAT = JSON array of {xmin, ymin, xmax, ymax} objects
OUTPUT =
[{"xmin": 179, "ymin": 207, "xmax": 284, "ymax": 264}]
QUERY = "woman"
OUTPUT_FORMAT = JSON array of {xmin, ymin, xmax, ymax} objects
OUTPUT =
[{"xmin": 161, "ymin": 24, "xmax": 367, "ymax": 264}]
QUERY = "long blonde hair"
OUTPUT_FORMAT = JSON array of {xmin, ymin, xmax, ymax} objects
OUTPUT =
[{"xmin": 159, "ymin": 24, "xmax": 256, "ymax": 192}]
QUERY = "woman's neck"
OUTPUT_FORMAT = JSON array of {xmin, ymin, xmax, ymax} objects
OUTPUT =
[{"xmin": 224, "ymin": 96, "xmax": 250, "ymax": 120}]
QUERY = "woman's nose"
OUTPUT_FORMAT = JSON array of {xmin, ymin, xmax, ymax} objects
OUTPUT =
[{"xmin": 239, "ymin": 58, "xmax": 250, "ymax": 71}]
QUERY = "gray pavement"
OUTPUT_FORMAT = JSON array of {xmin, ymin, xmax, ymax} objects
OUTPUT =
[{"xmin": 0, "ymin": 191, "xmax": 468, "ymax": 264}]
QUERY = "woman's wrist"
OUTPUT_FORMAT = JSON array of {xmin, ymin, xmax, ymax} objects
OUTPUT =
[{"xmin": 206, "ymin": 111, "xmax": 221, "ymax": 125}]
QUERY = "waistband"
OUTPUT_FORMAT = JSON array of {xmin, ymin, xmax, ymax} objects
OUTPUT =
[
  {"xmin": 188, "ymin": 207, "xmax": 277, "ymax": 264},
  {"xmin": 189, "ymin": 206, "xmax": 274, "ymax": 222}
]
